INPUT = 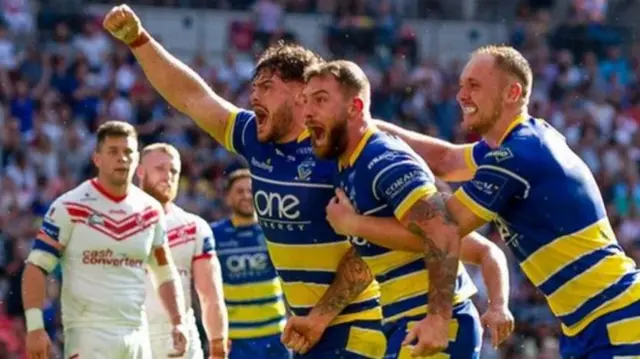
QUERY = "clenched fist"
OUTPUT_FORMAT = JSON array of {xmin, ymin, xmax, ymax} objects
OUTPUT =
[{"xmin": 103, "ymin": 4, "xmax": 144, "ymax": 45}]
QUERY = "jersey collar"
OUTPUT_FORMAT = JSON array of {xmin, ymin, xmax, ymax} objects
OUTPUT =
[
  {"xmin": 339, "ymin": 127, "xmax": 376, "ymax": 171},
  {"xmin": 297, "ymin": 129, "xmax": 310, "ymax": 142},
  {"xmin": 497, "ymin": 113, "xmax": 528, "ymax": 145}
]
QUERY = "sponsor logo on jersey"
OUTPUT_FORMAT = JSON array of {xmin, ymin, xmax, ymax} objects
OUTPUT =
[
  {"xmin": 251, "ymin": 157, "xmax": 274, "ymax": 172},
  {"xmin": 82, "ymin": 249, "xmax": 144, "ymax": 268},
  {"xmin": 254, "ymin": 190, "xmax": 308, "ymax": 231}
]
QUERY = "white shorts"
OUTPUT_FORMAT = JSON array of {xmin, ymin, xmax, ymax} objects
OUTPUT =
[
  {"xmin": 149, "ymin": 324, "xmax": 203, "ymax": 359},
  {"xmin": 64, "ymin": 326, "xmax": 151, "ymax": 359}
]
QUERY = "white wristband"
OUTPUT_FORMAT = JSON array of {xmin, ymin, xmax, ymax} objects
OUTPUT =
[{"xmin": 25, "ymin": 308, "xmax": 44, "ymax": 332}]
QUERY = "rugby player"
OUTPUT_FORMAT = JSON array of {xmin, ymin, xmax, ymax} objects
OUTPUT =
[
  {"xmin": 137, "ymin": 143, "xmax": 229, "ymax": 358},
  {"xmin": 379, "ymin": 45, "xmax": 640, "ymax": 358},
  {"xmin": 284, "ymin": 60, "xmax": 513, "ymax": 358},
  {"xmin": 22, "ymin": 121, "xmax": 187, "ymax": 359},
  {"xmin": 104, "ymin": 5, "xmax": 386, "ymax": 358},
  {"xmin": 212, "ymin": 164, "xmax": 290, "ymax": 359}
]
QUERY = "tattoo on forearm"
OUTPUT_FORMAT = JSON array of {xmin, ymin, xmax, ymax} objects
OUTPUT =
[
  {"xmin": 317, "ymin": 247, "xmax": 373, "ymax": 315},
  {"xmin": 405, "ymin": 193, "xmax": 460, "ymax": 317}
]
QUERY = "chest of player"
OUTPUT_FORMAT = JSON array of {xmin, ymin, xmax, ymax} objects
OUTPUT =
[
  {"xmin": 247, "ymin": 146, "xmax": 337, "ymax": 238},
  {"xmin": 64, "ymin": 203, "xmax": 159, "ymax": 266},
  {"xmin": 216, "ymin": 228, "xmax": 275, "ymax": 283}
]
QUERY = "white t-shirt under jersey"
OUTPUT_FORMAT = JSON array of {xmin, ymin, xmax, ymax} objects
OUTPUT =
[
  {"xmin": 37, "ymin": 179, "xmax": 166, "ymax": 329},
  {"xmin": 144, "ymin": 203, "xmax": 215, "ymax": 335}
]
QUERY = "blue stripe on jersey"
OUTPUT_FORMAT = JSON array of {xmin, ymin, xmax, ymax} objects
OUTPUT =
[
  {"xmin": 294, "ymin": 298, "xmax": 380, "ymax": 317},
  {"xmin": 33, "ymin": 239, "xmax": 61, "ymax": 257},
  {"xmin": 41, "ymin": 219, "xmax": 60, "ymax": 241},
  {"xmin": 538, "ymin": 243, "xmax": 621, "ymax": 295},
  {"xmin": 336, "ymin": 129, "xmax": 477, "ymax": 325},
  {"xmin": 225, "ymin": 295, "xmax": 283, "ymax": 306},
  {"xmin": 277, "ymin": 269, "xmax": 334, "ymax": 285}
]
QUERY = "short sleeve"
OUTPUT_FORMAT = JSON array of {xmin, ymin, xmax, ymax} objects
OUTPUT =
[
  {"xmin": 152, "ymin": 207, "xmax": 168, "ymax": 248},
  {"xmin": 193, "ymin": 217, "xmax": 215, "ymax": 261},
  {"xmin": 455, "ymin": 145, "xmax": 531, "ymax": 221},
  {"xmin": 223, "ymin": 109, "xmax": 258, "ymax": 156},
  {"xmin": 462, "ymin": 140, "xmax": 492, "ymax": 172},
  {"xmin": 29, "ymin": 198, "xmax": 73, "ymax": 272},
  {"xmin": 371, "ymin": 151, "xmax": 438, "ymax": 220}
]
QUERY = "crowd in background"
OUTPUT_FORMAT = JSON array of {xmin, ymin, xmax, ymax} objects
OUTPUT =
[{"xmin": 0, "ymin": 0, "xmax": 637, "ymax": 358}]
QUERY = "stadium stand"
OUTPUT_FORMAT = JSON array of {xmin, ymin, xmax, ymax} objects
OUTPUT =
[{"xmin": 0, "ymin": 0, "xmax": 638, "ymax": 358}]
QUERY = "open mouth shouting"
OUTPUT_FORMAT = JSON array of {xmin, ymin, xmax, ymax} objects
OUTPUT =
[
  {"xmin": 254, "ymin": 106, "xmax": 269, "ymax": 132},
  {"xmin": 307, "ymin": 123, "xmax": 327, "ymax": 144}
]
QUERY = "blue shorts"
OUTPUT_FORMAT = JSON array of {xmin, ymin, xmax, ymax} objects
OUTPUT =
[
  {"xmin": 384, "ymin": 300, "xmax": 482, "ymax": 359},
  {"xmin": 229, "ymin": 334, "xmax": 291, "ymax": 359},
  {"xmin": 560, "ymin": 299, "xmax": 640, "ymax": 359},
  {"xmin": 294, "ymin": 320, "xmax": 386, "ymax": 359}
]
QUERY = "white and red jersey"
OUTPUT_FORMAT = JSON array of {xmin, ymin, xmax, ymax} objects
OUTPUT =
[
  {"xmin": 38, "ymin": 179, "xmax": 166, "ymax": 329},
  {"xmin": 144, "ymin": 203, "xmax": 215, "ymax": 335}
]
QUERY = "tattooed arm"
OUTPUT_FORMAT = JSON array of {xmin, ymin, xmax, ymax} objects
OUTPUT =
[{"xmin": 308, "ymin": 247, "xmax": 373, "ymax": 327}]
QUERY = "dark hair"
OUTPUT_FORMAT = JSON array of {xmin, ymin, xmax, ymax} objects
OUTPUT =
[
  {"xmin": 253, "ymin": 41, "xmax": 324, "ymax": 83},
  {"xmin": 223, "ymin": 161, "xmax": 251, "ymax": 193},
  {"xmin": 95, "ymin": 121, "xmax": 137, "ymax": 149}
]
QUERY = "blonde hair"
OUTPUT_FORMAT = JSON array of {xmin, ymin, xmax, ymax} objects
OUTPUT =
[
  {"xmin": 141, "ymin": 143, "xmax": 181, "ymax": 165},
  {"xmin": 473, "ymin": 45, "xmax": 533, "ymax": 103}
]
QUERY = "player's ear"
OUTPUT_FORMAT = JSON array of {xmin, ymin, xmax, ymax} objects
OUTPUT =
[
  {"xmin": 505, "ymin": 81, "xmax": 523, "ymax": 104},
  {"xmin": 91, "ymin": 151, "xmax": 100, "ymax": 169},
  {"xmin": 351, "ymin": 97, "xmax": 364, "ymax": 116}
]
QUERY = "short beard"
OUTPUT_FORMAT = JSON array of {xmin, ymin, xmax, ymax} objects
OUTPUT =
[
  {"xmin": 260, "ymin": 100, "xmax": 293, "ymax": 143},
  {"xmin": 141, "ymin": 176, "xmax": 175, "ymax": 204},
  {"xmin": 313, "ymin": 110, "xmax": 349, "ymax": 160}
]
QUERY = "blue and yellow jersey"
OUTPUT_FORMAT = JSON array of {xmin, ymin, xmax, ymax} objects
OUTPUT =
[
  {"xmin": 336, "ymin": 128, "xmax": 477, "ymax": 325},
  {"xmin": 456, "ymin": 114, "xmax": 640, "ymax": 337},
  {"xmin": 212, "ymin": 218, "xmax": 286, "ymax": 339},
  {"xmin": 222, "ymin": 110, "xmax": 382, "ymax": 329}
]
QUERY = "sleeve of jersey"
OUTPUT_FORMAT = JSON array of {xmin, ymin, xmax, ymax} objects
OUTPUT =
[
  {"xmin": 193, "ymin": 217, "xmax": 215, "ymax": 262},
  {"xmin": 372, "ymin": 154, "xmax": 438, "ymax": 220},
  {"xmin": 222, "ymin": 109, "xmax": 258, "ymax": 156},
  {"xmin": 454, "ymin": 145, "xmax": 531, "ymax": 221},
  {"xmin": 27, "ymin": 199, "xmax": 72, "ymax": 273},
  {"xmin": 462, "ymin": 140, "xmax": 492, "ymax": 172}
]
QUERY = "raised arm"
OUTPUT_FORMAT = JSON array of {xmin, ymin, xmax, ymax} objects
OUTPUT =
[
  {"xmin": 103, "ymin": 5, "xmax": 237, "ymax": 143},
  {"xmin": 373, "ymin": 120, "xmax": 478, "ymax": 182}
]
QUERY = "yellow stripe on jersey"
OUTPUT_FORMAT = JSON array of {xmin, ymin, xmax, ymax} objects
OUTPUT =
[
  {"xmin": 227, "ymin": 302, "xmax": 287, "ymax": 326},
  {"xmin": 394, "ymin": 184, "xmax": 437, "ymax": 219},
  {"xmin": 462, "ymin": 144, "xmax": 478, "ymax": 171},
  {"xmin": 379, "ymin": 271, "xmax": 428, "ymax": 306},
  {"xmin": 521, "ymin": 219, "xmax": 617, "ymax": 286},
  {"xmin": 223, "ymin": 278, "xmax": 282, "ymax": 302},
  {"xmin": 365, "ymin": 251, "xmax": 423, "ymax": 276},
  {"xmin": 282, "ymin": 281, "xmax": 381, "ymax": 309},
  {"xmin": 606, "ymin": 317, "xmax": 640, "ymax": 346},
  {"xmin": 563, "ymin": 279, "xmax": 640, "ymax": 336},
  {"xmin": 548, "ymin": 257, "xmax": 636, "ymax": 317},
  {"xmin": 223, "ymin": 111, "xmax": 238, "ymax": 153},
  {"xmin": 345, "ymin": 326, "xmax": 387, "ymax": 359},
  {"xmin": 229, "ymin": 320, "xmax": 286, "ymax": 339},
  {"xmin": 266, "ymin": 240, "xmax": 352, "ymax": 271},
  {"xmin": 453, "ymin": 187, "xmax": 497, "ymax": 221}
]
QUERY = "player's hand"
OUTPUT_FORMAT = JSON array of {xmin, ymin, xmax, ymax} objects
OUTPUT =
[
  {"xmin": 209, "ymin": 338, "xmax": 231, "ymax": 359},
  {"xmin": 481, "ymin": 304, "xmax": 514, "ymax": 348},
  {"xmin": 402, "ymin": 315, "xmax": 449, "ymax": 357},
  {"xmin": 25, "ymin": 329, "xmax": 52, "ymax": 359},
  {"xmin": 281, "ymin": 315, "xmax": 325, "ymax": 355},
  {"xmin": 102, "ymin": 4, "xmax": 144, "ymax": 45},
  {"xmin": 168, "ymin": 324, "xmax": 188, "ymax": 358},
  {"xmin": 326, "ymin": 188, "xmax": 357, "ymax": 236}
]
